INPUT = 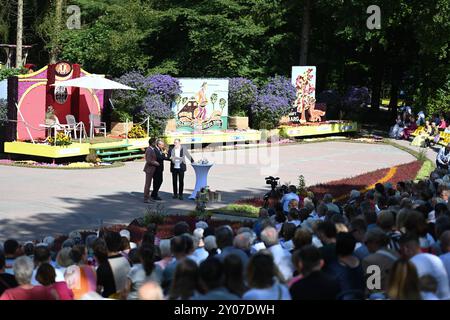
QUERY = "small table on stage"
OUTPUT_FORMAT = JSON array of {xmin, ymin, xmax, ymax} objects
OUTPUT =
[{"xmin": 189, "ymin": 162, "xmax": 214, "ymax": 200}]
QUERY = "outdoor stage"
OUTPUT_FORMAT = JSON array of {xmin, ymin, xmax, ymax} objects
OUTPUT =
[{"xmin": 3, "ymin": 121, "xmax": 358, "ymax": 159}]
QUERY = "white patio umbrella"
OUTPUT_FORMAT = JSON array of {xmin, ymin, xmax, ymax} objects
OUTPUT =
[
  {"xmin": 52, "ymin": 74, "xmax": 136, "ymax": 90},
  {"xmin": 51, "ymin": 74, "xmax": 136, "ymax": 139}
]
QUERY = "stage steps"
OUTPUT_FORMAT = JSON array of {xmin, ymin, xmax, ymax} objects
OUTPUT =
[{"xmin": 90, "ymin": 143, "xmax": 144, "ymax": 162}]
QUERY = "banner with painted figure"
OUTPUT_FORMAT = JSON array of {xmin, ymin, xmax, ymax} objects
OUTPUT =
[
  {"xmin": 172, "ymin": 79, "xmax": 229, "ymax": 131},
  {"xmin": 290, "ymin": 66, "xmax": 322, "ymax": 123}
]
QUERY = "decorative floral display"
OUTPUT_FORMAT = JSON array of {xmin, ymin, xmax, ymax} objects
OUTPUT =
[
  {"xmin": 228, "ymin": 77, "xmax": 258, "ymax": 116},
  {"xmin": 260, "ymin": 75, "xmax": 296, "ymax": 106},
  {"xmin": 250, "ymin": 94, "xmax": 291, "ymax": 129},
  {"xmin": 127, "ymin": 124, "xmax": 147, "ymax": 138},
  {"xmin": 47, "ymin": 132, "xmax": 72, "ymax": 146}
]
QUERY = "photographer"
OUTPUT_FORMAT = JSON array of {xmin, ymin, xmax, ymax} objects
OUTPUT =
[{"xmin": 281, "ymin": 186, "xmax": 300, "ymax": 214}]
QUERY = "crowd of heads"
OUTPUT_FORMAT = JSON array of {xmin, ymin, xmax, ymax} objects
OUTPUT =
[{"xmin": 2, "ymin": 167, "xmax": 450, "ymax": 300}]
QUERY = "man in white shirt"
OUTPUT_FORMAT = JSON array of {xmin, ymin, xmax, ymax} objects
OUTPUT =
[
  {"xmin": 260, "ymin": 226, "xmax": 294, "ymax": 282},
  {"xmin": 436, "ymin": 143, "xmax": 450, "ymax": 170},
  {"xmin": 400, "ymin": 233, "xmax": 450, "ymax": 299}
]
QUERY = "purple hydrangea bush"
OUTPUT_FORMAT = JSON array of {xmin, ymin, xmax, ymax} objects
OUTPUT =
[
  {"xmin": 343, "ymin": 86, "xmax": 370, "ymax": 110},
  {"xmin": 113, "ymin": 72, "xmax": 179, "ymax": 134},
  {"xmin": 250, "ymin": 94, "xmax": 291, "ymax": 129},
  {"xmin": 260, "ymin": 75, "xmax": 296, "ymax": 106},
  {"xmin": 228, "ymin": 77, "xmax": 258, "ymax": 116}
]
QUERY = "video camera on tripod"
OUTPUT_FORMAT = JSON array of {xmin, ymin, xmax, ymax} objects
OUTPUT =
[{"xmin": 265, "ymin": 176, "xmax": 280, "ymax": 191}]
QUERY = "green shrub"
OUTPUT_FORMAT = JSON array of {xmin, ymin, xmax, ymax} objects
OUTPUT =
[
  {"xmin": 143, "ymin": 203, "xmax": 166, "ymax": 225},
  {"xmin": 425, "ymin": 79, "xmax": 450, "ymax": 117},
  {"xmin": 111, "ymin": 109, "xmax": 132, "ymax": 122}
]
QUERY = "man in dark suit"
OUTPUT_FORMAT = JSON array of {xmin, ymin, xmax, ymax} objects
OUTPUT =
[
  {"xmin": 168, "ymin": 138, "xmax": 194, "ymax": 200},
  {"xmin": 143, "ymin": 138, "xmax": 160, "ymax": 203},
  {"xmin": 151, "ymin": 139, "xmax": 170, "ymax": 201}
]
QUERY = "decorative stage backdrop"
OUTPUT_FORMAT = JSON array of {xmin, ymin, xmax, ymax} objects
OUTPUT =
[
  {"xmin": 290, "ymin": 66, "xmax": 321, "ymax": 124},
  {"xmin": 7, "ymin": 62, "xmax": 104, "ymax": 141},
  {"xmin": 172, "ymin": 78, "xmax": 229, "ymax": 132}
]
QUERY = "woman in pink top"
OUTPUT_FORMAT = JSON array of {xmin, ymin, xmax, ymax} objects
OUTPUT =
[
  {"xmin": 36, "ymin": 263, "xmax": 74, "ymax": 300},
  {"xmin": 0, "ymin": 256, "xmax": 55, "ymax": 300}
]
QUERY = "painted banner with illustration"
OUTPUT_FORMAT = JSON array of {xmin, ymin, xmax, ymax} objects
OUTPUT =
[
  {"xmin": 290, "ymin": 66, "xmax": 323, "ymax": 124},
  {"xmin": 172, "ymin": 79, "xmax": 229, "ymax": 131}
]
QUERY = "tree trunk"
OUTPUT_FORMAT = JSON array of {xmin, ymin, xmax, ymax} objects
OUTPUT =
[
  {"xmin": 299, "ymin": 0, "xmax": 311, "ymax": 66},
  {"xmin": 370, "ymin": 46, "xmax": 384, "ymax": 112},
  {"xmin": 388, "ymin": 65, "xmax": 403, "ymax": 120},
  {"xmin": 50, "ymin": 0, "xmax": 63, "ymax": 63},
  {"xmin": 15, "ymin": 0, "xmax": 23, "ymax": 68}
]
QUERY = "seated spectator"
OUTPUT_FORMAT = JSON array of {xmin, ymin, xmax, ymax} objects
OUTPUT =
[
  {"xmin": 138, "ymin": 281, "xmax": 164, "ymax": 300},
  {"xmin": 204, "ymin": 236, "xmax": 218, "ymax": 257},
  {"xmin": 64, "ymin": 245, "xmax": 97, "ymax": 300},
  {"xmin": 23, "ymin": 242, "xmax": 34, "ymax": 258},
  {"xmin": 439, "ymin": 116, "xmax": 447, "ymax": 131},
  {"xmin": 188, "ymin": 229, "xmax": 209, "ymax": 265},
  {"xmin": 224, "ymin": 254, "xmax": 247, "ymax": 297},
  {"xmin": 3, "ymin": 239, "xmax": 21, "ymax": 275},
  {"xmin": 323, "ymin": 194, "xmax": 340, "ymax": 214},
  {"xmin": 389, "ymin": 115, "xmax": 404, "ymax": 139},
  {"xmin": 260, "ymin": 227, "xmax": 294, "ymax": 282},
  {"xmin": 289, "ymin": 246, "xmax": 340, "ymax": 300},
  {"xmin": 96, "ymin": 231, "xmax": 131, "ymax": 299},
  {"xmin": 293, "ymin": 228, "xmax": 313, "ymax": 251},
  {"xmin": 436, "ymin": 143, "xmax": 450, "ymax": 170},
  {"xmin": 350, "ymin": 218, "xmax": 370, "ymax": 260},
  {"xmin": 243, "ymin": 251, "xmax": 291, "ymax": 300},
  {"xmin": 155, "ymin": 239, "xmax": 174, "ymax": 271},
  {"xmin": 399, "ymin": 233, "xmax": 450, "ymax": 299},
  {"xmin": 273, "ymin": 210, "xmax": 287, "ymax": 232},
  {"xmin": 36, "ymin": 263, "xmax": 73, "ymax": 300},
  {"xmin": 440, "ymin": 230, "xmax": 450, "ymax": 287},
  {"xmin": 0, "ymin": 253, "xmax": 18, "ymax": 296},
  {"xmin": 386, "ymin": 259, "xmax": 422, "ymax": 300},
  {"xmin": 316, "ymin": 221, "xmax": 337, "ymax": 268},
  {"xmin": 287, "ymin": 208, "xmax": 301, "ymax": 227},
  {"xmin": 162, "ymin": 235, "xmax": 192, "ymax": 290},
  {"xmin": 124, "ymin": 244, "xmax": 162, "ymax": 300},
  {"xmin": 279, "ymin": 223, "xmax": 296, "ymax": 251},
  {"xmin": 362, "ymin": 228, "xmax": 398, "ymax": 294},
  {"xmin": 55, "ymin": 247, "xmax": 73, "ymax": 275},
  {"xmin": 173, "ymin": 221, "xmax": 191, "ymax": 236},
  {"xmin": 233, "ymin": 232, "xmax": 253, "ymax": 255},
  {"xmin": 32, "ymin": 246, "xmax": 64, "ymax": 285},
  {"xmin": 215, "ymin": 226, "xmax": 249, "ymax": 266},
  {"xmin": 400, "ymin": 116, "xmax": 418, "ymax": 140},
  {"xmin": 327, "ymin": 232, "xmax": 365, "ymax": 300},
  {"xmin": 169, "ymin": 258, "xmax": 199, "ymax": 300},
  {"xmin": 281, "ymin": 186, "xmax": 300, "ymax": 213},
  {"xmin": 0, "ymin": 256, "xmax": 55, "ymax": 300},
  {"xmin": 377, "ymin": 210, "xmax": 402, "ymax": 252},
  {"xmin": 192, "ymin": 257, "xmax": 240, "ymax": 300}
]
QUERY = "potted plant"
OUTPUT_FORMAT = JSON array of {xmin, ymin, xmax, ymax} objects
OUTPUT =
[{"xmin": 111, "ymin": 109, "xmax": 133, "ymax": 136}]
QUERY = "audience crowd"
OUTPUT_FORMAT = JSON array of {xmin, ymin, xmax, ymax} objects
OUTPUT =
[{"xmin": 3, "ymin": 167, "xmax": 450, "ymax": 300}]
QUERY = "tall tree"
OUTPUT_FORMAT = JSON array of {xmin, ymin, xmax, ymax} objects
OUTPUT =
[
  {"xmin": 16, "ymin": 0, "xmax": 23, "ymax": 67},
  {"xmin": 299, "ymin": 0, "xmax": 311, "ymax": 65}
]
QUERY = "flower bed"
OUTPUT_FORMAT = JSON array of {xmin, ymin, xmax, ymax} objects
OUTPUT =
[
  {"xmin": 235, "ymin": 160, "xmax": 423, "ymax": 208},
  {"xmin": 0, "ymin": 159, "xmax": 124, "ymax": 170}
]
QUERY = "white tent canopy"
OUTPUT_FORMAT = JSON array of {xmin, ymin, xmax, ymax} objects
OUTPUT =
[{"xmin": 52, "ymin": 74, "xmax": 136, "ymax": 90}]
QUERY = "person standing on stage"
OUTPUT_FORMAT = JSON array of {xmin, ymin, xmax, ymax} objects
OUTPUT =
[
  {"xmin": 169, "ymin": 139, "xmax": 195, "ymax": 200},
  {"xmin": 143, "ymin": 138, "xmax": 160, "ymax": 203},
  {"xmin": 151, "ymin": 139, "xmax": 170, "ymax": 201}
]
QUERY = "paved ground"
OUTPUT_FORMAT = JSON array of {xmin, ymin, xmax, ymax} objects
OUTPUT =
[{"xmin": 0, "ymin": 141, "xmax": 416, "ymax": 240}]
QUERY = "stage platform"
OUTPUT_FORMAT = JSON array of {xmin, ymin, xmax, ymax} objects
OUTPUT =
[{"xmin": 3, "ymin": 121, "xmax": 358, "ymax": 159}]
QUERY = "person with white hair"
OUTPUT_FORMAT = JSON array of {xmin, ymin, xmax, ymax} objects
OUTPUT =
[
  {"xmin": 260, "ymin": 227, "xmax": 294, "ymax": 282},
  {"xmin": 155, "ymin": 239, "xmax": 174, "ymax": 271},
  {"xmin": 0, "ymin": 256, "xmax": 55, "ymax": 300},
  {"xmin": 188, "ymin": 229, "xmax": 208, "ymax": 265},
  {"xmin": 204, "ymin": 235, "xmax": 218, "ymax": 257}
]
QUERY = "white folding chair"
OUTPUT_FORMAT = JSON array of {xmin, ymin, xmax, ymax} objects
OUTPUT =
[
  {"xmin": 66, "ymin": 114, "xmax": 87, "ymax": 139},
  {"xmin": 89, "ymin": 114, "xmax": 106, "ymax": 138}
]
